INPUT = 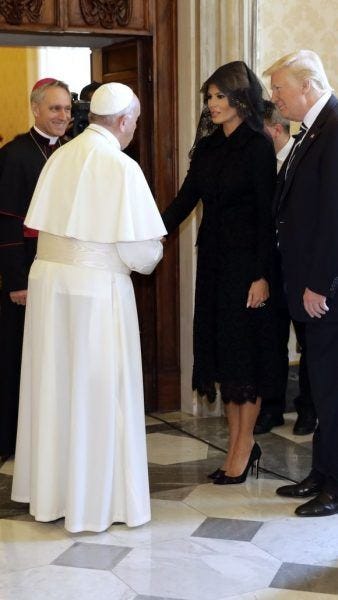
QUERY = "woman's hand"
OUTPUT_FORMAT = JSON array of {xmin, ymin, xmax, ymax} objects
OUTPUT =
[{"xmin": 246, "ymin": 278, "xmax": 269, "ymax": 309}]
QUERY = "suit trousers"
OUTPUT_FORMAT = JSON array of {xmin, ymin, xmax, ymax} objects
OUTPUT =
[
  {"xmin": 261, "ymin": 308, "xmax": 315, "ymax": 417},
  {"xmin": 306, "ymin": 319, "xmax": 338, "ymax": 489}
]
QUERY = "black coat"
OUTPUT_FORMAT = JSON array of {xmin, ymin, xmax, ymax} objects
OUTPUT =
[
  {"xmin": 276, "ymin": 95, "xmax": 338, "ymax": 322},
  {"xmin": 162, "ymin": 122, "xmax": 279, "ymax": 402},
  {"xmin": 0, "ymin": 129, "xmax": 50, "ymax": 290},
  {"xmin": 0, "ymin": 129, "xmax": 63, "ymax": 455}
]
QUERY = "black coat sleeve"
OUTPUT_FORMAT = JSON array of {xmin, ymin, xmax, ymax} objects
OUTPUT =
[
  {"xmin": 306, "ymin": 123, "xmax": 338, "ymax": 297},
  {"xmin": 0, "ymin": 136, "xmax": 42, "ymax": 291},
  {"xmin": 249, "ymin": 135, "xmax": 276, "ymax": 281},
  {"xmin": 161, "ymin": 154, "xmax": 202, "ymax": 235},
  {"xmin": 0, "ymin": 215, "xmax": 28, "ymax": 291}
]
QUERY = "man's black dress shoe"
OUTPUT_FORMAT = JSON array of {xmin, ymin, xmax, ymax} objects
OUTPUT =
[
  {"xmin": 253, "ymin": 413, "xmax": 284, "ymax": 434},
  {"xmin": 276, "ymin": 472, "xmax": 324, "ymax": 498},
  {"xmin": 295, "ymin": 491, "xmax": 338, "ymax": 517},
  {"xmin": 293, "ymin": 412, "xmax": 317, "ymax": 435}
]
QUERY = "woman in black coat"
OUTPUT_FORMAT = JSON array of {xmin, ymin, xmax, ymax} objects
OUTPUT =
[{"xmin": 162, "ymin": 61, "xmax": 279, "ymax": 484}]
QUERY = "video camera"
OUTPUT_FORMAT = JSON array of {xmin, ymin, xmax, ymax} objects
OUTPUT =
[{"xmin": 71, "ymin": 92, "xmax": 90, "ymax": 137}]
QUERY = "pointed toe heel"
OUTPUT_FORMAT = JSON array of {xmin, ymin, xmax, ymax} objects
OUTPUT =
[
  {"xmin": 214, "ymin": 442, "xmax": 262, "ymax": 485},
  {"xmin": 208, "ymin": 468, "xmax": 225, "ymax": 480}
]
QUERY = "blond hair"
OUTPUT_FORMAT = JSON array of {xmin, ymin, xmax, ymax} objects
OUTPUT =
[{"xmin": 263, "ymin": 50, "xmax": 332, "ymax": 93}]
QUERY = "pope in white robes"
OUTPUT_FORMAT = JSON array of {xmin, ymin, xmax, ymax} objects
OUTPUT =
[{"xmin": 11, "ymin": 82, "xmax": 167, "ymax": 533}]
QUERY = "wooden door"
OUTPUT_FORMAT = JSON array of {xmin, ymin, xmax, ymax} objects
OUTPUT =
[{"xmin": 94, "ymin": 38, "xmax": 165, "ymax": 412}]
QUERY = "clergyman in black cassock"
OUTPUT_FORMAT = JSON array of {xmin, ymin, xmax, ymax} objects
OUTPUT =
[{"xmin": 0, "ymin": 78, "xmax": 71, "ymax": 458}]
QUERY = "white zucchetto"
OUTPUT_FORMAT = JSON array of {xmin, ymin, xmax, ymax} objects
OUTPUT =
[{"xmin": 90, "ymin": 82, "xmax": 134, "ymax": 116}]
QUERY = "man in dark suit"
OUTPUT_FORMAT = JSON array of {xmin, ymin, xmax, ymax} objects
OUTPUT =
[
  {"xmin": 263, "ymin": 50, "xmax": 338, "ymax": 517},
  {"xmin": 254, "ymin": 101, "xmax": 317, "ymax": 436}
]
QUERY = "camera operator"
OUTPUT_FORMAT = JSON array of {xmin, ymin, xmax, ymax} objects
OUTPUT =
[{"xmin": 68, "ymin": 82, "xmax": 102, "ymax": 138}]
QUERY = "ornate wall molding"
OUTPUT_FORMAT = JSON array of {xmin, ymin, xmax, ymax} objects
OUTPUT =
[
  {"xmin": 80, "ymin": 0, "xmax": 132, "ymax": 29},
  {"xmin": 0, "ymin": 0, "xmax": 42, "ymax": 25}
]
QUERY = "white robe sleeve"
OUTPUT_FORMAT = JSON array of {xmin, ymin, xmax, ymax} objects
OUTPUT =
[{"xmin": 116, "ymin": 240, "xmax": 163, "ymax": 274}]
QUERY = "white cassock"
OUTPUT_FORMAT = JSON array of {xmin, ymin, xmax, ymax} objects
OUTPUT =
[{"xmin": 11, "ymin": 124, "xmax": 167, "ymax": 533}]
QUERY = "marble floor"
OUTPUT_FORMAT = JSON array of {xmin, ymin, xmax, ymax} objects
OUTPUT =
[{"xmin": 1, "ymin": 410, "xmax": 338, "ymax": 600}]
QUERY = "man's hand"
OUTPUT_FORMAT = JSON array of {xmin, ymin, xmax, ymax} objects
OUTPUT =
[
  {"xmin": 246, "ymin": 278, "xmax": 269, "ymax": 308},
  {"xmin": 303, "ymin": 287, "xmax": 329, "ymax": 318},
  {"xmin": 9, "ymin": 290, "xmax": 27, "ymax": 306}
]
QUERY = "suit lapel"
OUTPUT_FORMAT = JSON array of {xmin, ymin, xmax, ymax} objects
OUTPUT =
[{"xmin": 277, "ymin": 95, "xmax": 338, "ymax": 212}]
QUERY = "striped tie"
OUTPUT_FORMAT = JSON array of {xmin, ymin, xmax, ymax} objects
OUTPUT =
[{"xmin": 285, "ymin": 122, "xmax": 308, "ymax": 179}]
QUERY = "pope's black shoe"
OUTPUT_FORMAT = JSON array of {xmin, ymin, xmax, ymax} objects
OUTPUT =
[
  {"xmin": 253, "ymin": 412, "xmax": 284, "ymax": 434},
  {"xmin": 293, "ymin": 411, "xmax": 317, "ymax": 435},
  {"xmin": 276, "ymin": 471, "xmax": 324, "ymax": 498},
  {"xmin": 295, "ymin": 490, "xmax": 338, "ymax": 517}
]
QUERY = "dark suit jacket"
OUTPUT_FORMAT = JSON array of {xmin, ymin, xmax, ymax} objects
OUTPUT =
[{"xmin": 276, "ymin": 94, "xmax": 338, "ymax": 322}]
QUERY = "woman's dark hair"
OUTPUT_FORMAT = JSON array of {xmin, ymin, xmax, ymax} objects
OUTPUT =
[{"xmin": 190, "ymin": 61, "xmax": 265, "ymax": 157}]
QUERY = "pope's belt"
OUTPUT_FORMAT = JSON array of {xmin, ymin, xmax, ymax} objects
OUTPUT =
[{"xmin": 36, "ymin": 232, "xmax": 130, "ymax": 274}]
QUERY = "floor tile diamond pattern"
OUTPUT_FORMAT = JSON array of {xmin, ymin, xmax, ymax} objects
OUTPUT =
[
  {"xmin": 52, "ymin": 541, "xmax": 132, "ymax": 570},
  {"xmin": 2, "ymin": 410, "xmax": 338, "ymax": 599},
  {"xmin": 192, "ymin": 516, "xmax": 263, "ymax": 541}
]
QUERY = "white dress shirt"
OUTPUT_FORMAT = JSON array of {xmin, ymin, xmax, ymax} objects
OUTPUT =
[{"xmin": 276, "ymin": 137, "xmax": 294, "ymax": 173}]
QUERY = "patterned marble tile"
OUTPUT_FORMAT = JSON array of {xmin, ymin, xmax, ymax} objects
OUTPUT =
[
  {"xmin": 2, "ymin": 411, "xmax": 336, "ymax": 600},
  {"xmin": 5, "ymin": 513, "xmax": 35, "ymax": 523},
  {"xmin": 163, "ymin": 414, "xmax": 312, "ymax": 484},
  {"xmin": 146, "ymin": 423, "xmax": 173, "ymax": 434},
  {"xmin": 149, "ymin": 411, "xmax": 196, "ymax": 423},
  {"xmin": 75, "ymin": 499, "xmax": 206, "ymax": 548},
  {"xmin": 0, "ymin": 474, "xmax": 28, "ymax": 519},
  {"xmin": 145, "ymin": 416, "xmax": 160, "ymax": 426},
  {"xmin": 0, "ymin": 565, "xmax": 135, "ymax": 600},
  {"xmin": 222, "ymin": 591, "xmax": 337, "ymax": 599},
  {"xmin": 253, "ymin": 434, "xmax": 311, "ymax": 483},
  {"xmin": 0, "ymin": 519, "xmax": 74, "ymax": 574},
  {"xmin": 252, "ymin": 516, "xmax": 338, "ymax": 566},
  {"xmin": 147, "ymin": 432, "xmax": 208, "ymax": 465},
  {"xmin": 52, "ymin": 541, "xmax": 131, "ymax": 570},
  {"xmin": 192, "ymin": 517, "xmax": 262, "ymax": 541},
  {"xmin": 0, "ymin": 457, "xmax": 14, "ymax": 476},
  {"xmin": 150, "ymin": 485, "xmax": 197, "ymax": 501},
  {"xmin": 134, "ymin": 597, "xmax": 186, "ymax": 600},
  {"xmin": 113, "ymin": 537, "xmax": 280, "ymax": 599},
  {"xmin": 270, "ymin": 413, "xmax": 314, "ymax": 445},
  {"xmin": 148, "ymin": 452, "xmax": 227, "ymax": 494},
  {"xmin": 170, "ymin": 416, "xmax": 228, "ymax": 452},
  {"xmin": 183, "ymin": 479, "xmax": 300, "ymax": 521},
  {"xmin": 271, "ymin": 562, "xmax": 338, "ymax": 595}
]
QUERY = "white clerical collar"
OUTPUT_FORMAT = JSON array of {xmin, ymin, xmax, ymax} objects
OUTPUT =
[
  {"xmin": 277, "ymin": 136, "xmax": 294, "ymax": 163},
  {"xmin": 33, "ymin": 126, "xmax": 58, "ymax": 145},
  {"xmin": 303, "ymin": 90, "xmax": 332, "ymax": 129},
  {"xmin": 87, "ymin": 123, "xmax": 121, "ymax": 149}
]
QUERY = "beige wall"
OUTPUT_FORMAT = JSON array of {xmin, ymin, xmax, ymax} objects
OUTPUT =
[
  {"xmin": 0, "ymin": 47, "xmax": 38, "ymax": 146},
  {"xmin": 257, "ymin": 0, "xmax": 338, "ymax": 92}
]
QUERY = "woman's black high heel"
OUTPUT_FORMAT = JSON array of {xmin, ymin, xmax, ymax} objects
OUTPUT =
[
  {"xmin": 213, "ymin": 442, "xmax": 261, "ymax": 485},
  {"xmin": 207, "ymin": 468, "xmax": 225, "ymax": 480}
]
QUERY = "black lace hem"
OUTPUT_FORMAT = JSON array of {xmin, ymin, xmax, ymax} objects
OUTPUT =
[{"xmin": 194, "ymin": 381, "xmax": 260, "ymax": 405}]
